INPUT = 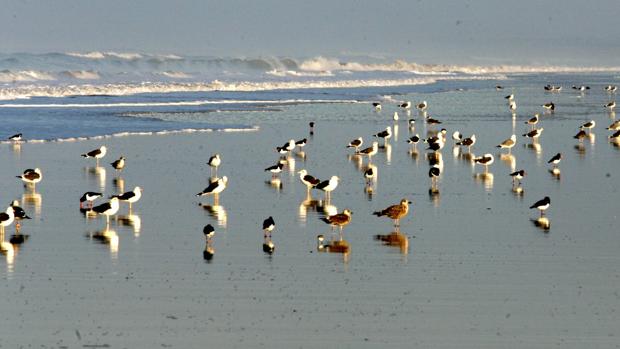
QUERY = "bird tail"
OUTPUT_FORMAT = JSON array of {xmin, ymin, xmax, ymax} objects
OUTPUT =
[
  {"xmin": 109, "ymin": 195, "xmax": 120, "ymax": 199},
  {"xmin": 196, "ymin": 192, "xmax": 204, "ymax": 197},
  {"xmin": 529, "ymin": 204, "xmax": 536, "ymax": 209},
  {"xmin": 24, "ymin": 215, "xmax": 31, "ymax": 220},
  {"xmin": 495, "ymin": 145, "xmax": 501, "ymax": 148},
  {"xmin": 15, "ymin": 175, "xmax": 21, "ymax": 179},
  {"xmin": 81, "ymin": 154, "xmax": 88, "ymax": 158},
  {"xmin": 320, "ymin": 218, "xmax": 330, "ymax": 224},
  {"xmin": 373, "ymin": 211, "xmax": 384, "ymax": 217}
]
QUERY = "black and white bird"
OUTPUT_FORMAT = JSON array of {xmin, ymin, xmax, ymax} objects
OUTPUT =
[
  {"xmin": 496, "ymin": 135, "xmax": 516, "ymax": 153},
  {"xmin": 605, "ymin": 101, "xmax": 616, "ymax": 110},
  {"xmin": 547, "ymin": 153, "xmax": 562, "ymax": 168},
  {"xmin": 81, "ymin": 146, "xmax": 107, "ymax": 166},
  {"xmin": 80, "ymin": 192, "xmax": 103, "ymax": 209},
  {"xmin": 426, "ymin": 116, "xmax": 442, "ymax": 125},
  {"xmin": 358, "ymin": 141, "xmax": 379, "ymax": 162},
  {"xmin": 111, "ymin": 156, "xmax": 126, "ymax": 172},
  {"xmin": 496, "ymin": 85, "xmax": 504, "ymax": 90},
  {"xmin": 262, "ymin": 216, "xmax": 275, "ymax": 237},
  {"xmin": 203, "ymin": 224, "xmax": 215, "ymax": 247},
  {"xmin": 8, "ymin": 133, "xmax": 22, "ymax": 142},
  {"xmin": 373, "ymin": 126, "xmax": 392, "ymax": 144},
  {"xmin": 372, "ymin": 102, "xmax": 382, "ymax": 111},
  {"xmin": 265, "ymin": 160, "xmax": 286, "ymax": 178},
  {"xmin": 276, "ymin": 139, "xmax": 296, "ymax": 154},
  {"xmin": 295, "ymin": 138, "xmax": 307, "ymax": 148},
  {"xmin": 426, "ymin": 137, "xmax": 445, "ymax": 152},
  {"xmin": 346, "ymin": 137, "xmax": 363, "ymax": 152},
  {"xmin": 572, "ymin": 85, "xmax": 590, "ymax": 92},
  {"xmin": 309, "ymin": 122, "xmax": 315, "ymax": 135},
  {"xmin": 530, "ymin": 196, "xmax": 551, "ymax": 217},
  {"xmin": 579, "ymin": 120, "xmax": 596, "ymax": 133},
  {"xmin": 111, "ymin": 186, "xmax": 143, "ymax": 212},
  {"xmin": 10, "ymin": 200, "xmax": 30, "ymax": 233},
  {"xmin": 416, "ymin": 101, "xmax": 428, "ymax": 111},
  {"xmin": 0, "ymin": 206, "xmax": 15, "ymax": 235},
  {"xmin": 609, "ymin": 130, "xmax": 620, "ymax": 140},
  {"xmin": 407, "ymin": 134, "xmax": 420, "ymax": 149},
  {"xmin": 298, "ymin": 169, "xmax": 321, "ymax": 192},
  {"xmin": 207, "ymin": 154, "xmax": 221, "ymax": 178},
  {"xmin": 525, "ymin": 114, "xmax": 539, "ymax": 129},
  {"xmin": 457, "ymin": 134, "xmax": 476, "ymax": 152},
  {"xmin": 452, "ymin": 131, "xmax": 463, "ymax": 143},
  {"xmin": 429, "ymin": 165, "xmax": 441, "ymax": 190},
  {"xmin": 509, "ymin": 100, "xmax": 517, "ymax": 112},
  {"xmin": 504, "ymin": 94, "xmax": 515, "ymax": 101},
  {"xmin": 604, "ymin": 85, "xmax": 618, "ymax": 93},
  {"xmin": 474, "ymin": 153, "xmax": 494, "ymax": 173},
  {"xmin": 91, "ymin": 197, "xmax": 120, "ymax": 227},
  {"xmin": 509, "ymin": 170, "xmax": 526, "ymax": 185},
  {"xmin": 364, "ymin": 166, "xmax": 376, "ymax": 185},
  {"xmin": 196, "ymin": 176, "xmax": 228, "ymax": 197},
  {"xmin": 399, "ymin": 101, "xmax": 411, "ymax": 109},
  {"xmin": 542, "ymin": 102, "xmax": 555, "ymax": 112},
  {"xmin": 315, "ymin": 176, "xmax": 339, "ymax": 201},
  {"xmin": 16, "ymin": 168, "xmax": 42, "ymax": 189},
  {"xmin": 606, "ymin": 120, "xmax": 620, "ymax": 131},
  {"xmin": 523, "ymin": 128, "xmax": 544, "ymax": 140}
]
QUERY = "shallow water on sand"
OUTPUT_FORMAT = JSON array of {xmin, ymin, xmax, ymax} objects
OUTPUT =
[{"xmin": 1, "ymin": 80, "xmax": 620, "ymax": 348}]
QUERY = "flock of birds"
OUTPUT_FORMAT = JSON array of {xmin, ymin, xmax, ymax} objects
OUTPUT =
[{"xmin": 1, "ymin": 83, "xmax": 618, "ymax": 261}]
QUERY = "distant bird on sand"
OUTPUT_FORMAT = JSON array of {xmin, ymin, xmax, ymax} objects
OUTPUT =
[
  {"xmin": 373, "ymin": 199, "xmax": 412, "ymax": 227},
  {"xmin": 111, "ymin": 156, "xmax": 126, "ymax": 172},
  {"xmin": 496, "ymin": 135, "xmax": 516, "ymax": 153},
  {"xmin": 530, "ymin": 196, "xmax": 551, "ymax": 217},
  {"xmin": 81, "ymin": 146, "xmax": 107, "ymax": 166},
  {"xmin": 17, "ymin": 168, "xmax": 42, "ymax": 189},
  {"xmin": 196, "ymin": 176, "xmax": 228, "ymax": 197},
  {"xmin": 346, "ymin": 137, "xmax": 363, "ymax": 152}
]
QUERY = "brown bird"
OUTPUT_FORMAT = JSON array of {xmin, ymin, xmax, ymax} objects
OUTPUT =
[
  {"xmin": 373, "ymin": 199, "xmax": 412, "ymax": 227},
  {"xmin": 321, "ymin": 209, "xmax": 353, "ymax": 234},
  {"xmin": 317, "ymin": 235, "xmax": 350, "ymax": 253}
]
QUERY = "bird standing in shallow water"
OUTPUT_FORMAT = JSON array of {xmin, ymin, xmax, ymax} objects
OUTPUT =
[
  {"xmin": 10, "ymin": 200, "xmax": 31, "ymax": 233},
  {"xmin": 111, "ymin": 156, "xmax": 126, "ymax": 172},
  {"xmin": 530, "ymin": 196, "xmax": 551, "ymax": 218},
  {"xmin": 321, "ymin": 209, "xmax": 353, "ymax": 238},
  {"xmin": 262, "ymin": 216, "xmax": 275, "ymax": 238},
  {"xmin": 17, "ymin": 168, "xmax": 42, "ymax": 190},
  {"xmin": 81, "ymin": 146, "xmax": 107, "ymax": 166},
  {"xmin": 373, "ymin": 199, "xmax": 412, "ymax": 228}
]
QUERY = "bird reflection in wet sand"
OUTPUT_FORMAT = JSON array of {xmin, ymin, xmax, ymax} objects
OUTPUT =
[
  {"xmin": 0, "ymin": 229, "xmax": 16, "ymax": 271},
  {"xmin": 203, "ymin": 224, "xmax": 215, "ymax": 261},
  {"xmin": 531, "ymin": 217, "xmax": 551, "ymax": 232},
  {"xmin": 374, "ymin": 231, "xmax": 409, "ymax": 254},
  {"xmin": 10, "ymin": 142, "xmax": 21, "ymax": 156},
  {"xmin": 113, "ymin": 176, "xmax": 125, "ymax": 194},
  {"xmin": 474, "ymin": 172, "xmax": 494, "ymax": 191},
  {"xmin": 84, "ymin": 166, "xmax": 106, "ymax": 192},
  {"xmin": 116, "ymin": 214, "xmax": 142, "ymax": 236},
  {"xmin": 298, "ymin": 195, "xmax": 320, "ymax": 224},
  {"xmin": 198, "ymin": 203, "xmax": 227, "ymax": 227},
  {"xmin": 363, "ymin": 165, "xmax": 377, "ymax": 197},
  {"xmin": 316, "ymin": 234, "xmax": 350, "ymax": 261},
  {"xmin": 89, "ymin": 228, "xmax": 119, "ymax": 259},
  {"xmin": 263, "ymin": 236, "xmax": 275, "ymax": 255},
  {"xmin": 22, "ymin": 192, "xmax": 42, "ymax": 217},
  {"xmin": 500, "ymin": 153, "xmax": 516, "ymax": 171},
  {"xmin": 266, "ymin": 178, "xmax": 283, "ymax": 191}
]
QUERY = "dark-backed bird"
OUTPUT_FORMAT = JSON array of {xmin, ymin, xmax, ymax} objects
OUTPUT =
[
  {"xmin": 17, "ymin": 168, "xmax": 42, "ymax": 189},
  {"xmin": 111, "ymin": 186, "xmax": 143, "ymax": 211},
  {"xmin": 203, "ymin": 224, "xmax": 215, "ymax": 241},
  {"xmin": 10, "ymin": 200, "xmax": 30, "ymax": 233},
  {"xmin": 523, "ymin": 128, "xmax": 543, "ymax": 140},
  {"xmin": 530, "ymin": 196, "xmax": 551, "ymax": 217},
  {"xmin": 504, "ymin": 94, "xmax": 514, "ymax": 100},
  {"xmin": 579, "ymin": 120, "xmax": 596, "ymax": 133},
  {"xmin": 496, "ymin": 85, "xmax": 504, "ymax": 90},
  {"xmin": 547, "ymin": 153, "xmax": 562, "ymax": 168},
  {"xmin": 373, "ymin": 199, "xmax": 412, "ymax": 227},
  {"xmin": 474, "ymin": 153, "xmax": 494, "ymax": 173},
  {"xmin": 81, "ymin": 146, "xmax": 107, "ymax": 165},
  {"xmin": 605, "ymin": 101, "xmax": 616, "ymax": 110},
  {"xmin": 346, "ymin": 137, "xmax": 363, "ymax": 152},
  {"xmin": 525, "ymin": 114, "xmax": 539, "ymax": 129},
  {"xmin": 91, "ymin": 197, "xmax": 120, "ymax": 227},
  {"xmin": 542, "ymin": 102, "xmax": 555, "ymax": 111},
  {"xmin": 262, "ymin": 216, "xmax": 275, "ymax": 237},
  {"xmin": 364, "ymin": 166, "xmax": 375, "ymax": 184},
  {"xmin": 111, "ymin": 156, "xmax": 126, "ymax": 172},
  {"xmin": 309, "ymin": 122, "xmax": 315, "ymax": 135},
  {"xmin": 407, "ymin": 134, "xmax": 420, "ymax": 149},
  {"xmin": 509, "ymin": 170, "xmax": 526, "ymax": 185},
  {"xmin": 497, "ymin": 135, "xmax": 516, "ymax": 153},
  {"xmin": 606, "ymin": 120, "xmax": 620, "ymax": 131},
  {"xmin": 609, "ymin": 130, "xmax": 620, "ymax": 140},
  {"xmin": 416, "ymin": 101, "xmax": 428, "ymax": 111},
  {"xmin": 298, "ymin": 169, "xmax": 320, "ymax": 192},
  {"xmin": 0, "ymin": 206, "xmax": 15, "ymax": 235},
  {"xmin": 373, "ymin": 126, "xmax": 392, "ymax": 143},
  {"xmin": 452, "ymin": 131, "xmax": 463, "ymax": 143},
  {"xmin": 265, "ymin": 160, "xmax": 285, "ymax": 178},
  {"xmin": 196, "ymin": 176, "xmax": 228, "ymax": 196},
  {"xmin": 399, "ymin": 101, "xmax": 411, "ymax": 109},
  {"xmin": 372, "ymin": 102, "xmax": 382, "ymax": 111},
  {"xmin": 572, "ymin": 85, "xmax": 590, "ymax": 92},
  {"xmin": 358, "ymin": 141, "xmax": 379, "ymax": 161},
  {"xmin": 295, "ymin": 138, "xmax": 307, "ymax": 148},
  {"xmin": 457, "ymin": 134, "xmax": 476, "ymax": 151},
  {"xmin": 8, "ymin": 133, "xmax": 22, "ymax": 142},
  {"xmin": 315, "ymin": 176, "xmax": 339, "ymax": 201},
  {"xmin": 207, "ymin": 154, "xmax": 221, "ymax": 177},
  {"xmin": 574, "ymin": 130, "xmax": 587, "ymax": 141},
  {"xmin": 604, "ymin": 85, "xmax": 617, "ymax": 93},
  {"xmin": 426, "ymin": 116, "xmax": 442, "ymax": 125},
  {"xmin": 80, "ymin": 192, "xmax": 103, "ymax": 209}
]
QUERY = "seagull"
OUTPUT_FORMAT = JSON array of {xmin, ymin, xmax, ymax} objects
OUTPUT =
[
  {"xmin": 542, "ymin": 102, "xmax": 555, "ymax": 112},
  {"xmin": 523, "ymin": 128, "xmax": 544, "ymax": 140},
  {"xmin": 530, "ymin": 196, "xmax": 550, "ymax": 217},
  {"xmin": 609, "ymin": 130, "xmax": 620, "ymax": 140},
  {"xmin": 429, "ymin": 165, "xmax": 441, "ymax": 190},
  {"xmin": 452, "ymin": 131, "xmax": 463, "ymax": 143},
  {"xmin": 496, "ymin": 135, "xmax": 517, "ymax": 153},
  {"xmin": 81, "ymin": 146, "xmax": 107, "ymax": 166},
  {"xmin": 0, "ymin": 206, "xmax": 15, "ymax": 235},
  {"xmin": 509, "ymin": 100, "xmax": 517, "ymax": 112},
  {"xmin": 196, "ymin": 176, "xmax": 228, "ymax": 197},
  {"xmin": 207, "ymin": 154, "xmax": 221, "ymax": 178},
  {"xmin": 579, "ymin": 120, "xmax": 596, "ymax": 133},
  {"xmin": 265, "ymin": 160, "xmax": 286, "ymax": 178},
  {"xmin": 315, "ymin": 176, "xmax": 339, "ymax": 201},
  {"xmin": 276, "ymin": 139, "xmax": 296, "ymax": 154},
  {"xmin": 457, "ymin": 135, "xmax": 476, "ymax": 152},
  {"xmin": 399, "ymin": 101, "xmax": 411, "ymax": 109},
  {"xmin": 373, "ymin": 199, "xmax": 412, "ymax": 227},
  {"xmin": 509, "ymin": 169, "xmax": 526, "ymax": 185},
  {"xmin": 407, "ymin": 134, "xmax": 420, "ymax": 149},
  {"xmin": 91, "ymin": 197, "xmax": 120, "ymax": 227},
  {"xmin": 8, "ymin": 133, "xmax": 22, "ymax": 142},
  {"xmin": 295, "ymin": 138, "xmax": 307, "ymax": 148},
  {"xmin": 547, "ymin": 153, "xmax": 562, "ymax": 169},
  {"xmin": 373, "ymin": 126, "xmax": 392, "ymax": 144},
  {"xmin": 364, "ymin": 166, "xmax": 375, "ymax": 185},
  {"xmin": 525, "ymin": 114, "xmax": 539, "ymax": 129},
  {"xmin": 321, "ymin": 209, "xmax": 353, "ymax": 235},
  {"xmin": 604, "ymin": 85, "xmax": 618, "ymax": 93},
  {"xmin": 346, "ymin": 137, "xmax": 363, "ymax": 152},
  {"xmin": 605, "ymin": 101, "xmax": 616, "ymax": 110},
  {"xmin": 298, "ymin": 169, "xmax": 320, "ymax": 193},
  {"xmin": 426, "ymin": 137, "xmax": 445, "ymax": 152},
  {"xmin": 358, "ymin": 141, "xmax": 379, "ymax": 162},
  {"xmin": 111, "ymin": 156, "xmax": 126, "ymax": 172},
  {"xmin": 393, "ymin": 111, "xmax": 399, "ymax": 121},
  {"xmin": 496, "ymin": 85, "xmax": 504, "ymax": 90},
  {"xmin": 80, "ymin": 192, "xmax": 103, "ymax": 209},
  {"xmin": 504, "ymin": 94, "xmax": 514, "ymax": 100},
  {"xmin": 262, "ymin": 216, "xmax": 275, "ymax": 238},
  {"xmin": 10, "ymin": 200, "xmax": 30, "ymax": 233},
  {"xmin": 606, "ymin": 120, "xmax": 620, "ymax": 131},
  {"xmin": 111, "ymin": 186, "xmax": 143, "ymax": 212},
  {"xmin": 372, "ymin": 102, "xmax": 382, "ymax": 111},
  {"xmin": 416, "ymin": 101, "xmax": 428, "ymax": 111},
  {"xmin": 474, "ymin": 153, "xmax": 494, "ymax": 173},
  {"xmin": 16, "ymin": 168, "xmax": 42, "ymax": 189}
]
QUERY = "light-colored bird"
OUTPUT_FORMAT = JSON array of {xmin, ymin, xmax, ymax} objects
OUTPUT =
[
  {"xmin": 81, "ymin": 146, "xmax": 107, "ymax": 166},
  {"xmin": 496, "ymin": 135, "xmax": 516, "ymax": 153},
  {"xmin": 373, "ymin": 199, "xmax": 412, "ymax": 227}
]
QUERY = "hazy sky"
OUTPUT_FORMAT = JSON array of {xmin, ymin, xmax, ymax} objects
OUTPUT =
[{"xmin": 2, "ymin": 0, "xmax": 619, "ymax": 65}]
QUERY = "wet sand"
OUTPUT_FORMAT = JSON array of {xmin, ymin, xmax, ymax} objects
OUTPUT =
[{"xmin": 1, "ymin": 87, "xmax": 620, "ymax": 348}]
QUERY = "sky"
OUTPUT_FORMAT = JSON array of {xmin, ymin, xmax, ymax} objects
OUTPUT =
[{"xmin": 1, "ymin": 0, "xmax": 619, "ymax": 65}]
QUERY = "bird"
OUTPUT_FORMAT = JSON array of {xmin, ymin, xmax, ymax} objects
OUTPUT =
[
  {"xmin": 196, "ymin": 176, "xmax": 228, "ymax": 197},
  {"xmin": 10, "ymin": 200, "xmax": 30, "ymax": 233},
  {"xmin": 91, "ymin": 197, "xmax": 120, "ymax": 227},
  {"xmin": 295, "ymin": 138, "xmax": 307, "ymax": 148},
  {"xmin": 606, "ymin": 120, "xmax": 620, "ymax": 131},
  {"xmin": 373, "ymin": 126, "xmax": 392, "ymax": 144},
  {"xmin": 408, "ymin": 119, "xmax": 416, "ymax": 128},
  {"xmin": 393, "ymin": 111, "xmax": 399, "ymax": 121},
  {"xmin": 609, "ymin": 130, "xmax": 620, "ymax": 140},
  {"xmin": 407, "ymin": 134, "xmax": 420, "ymax": 149},
  {"xmin": 111, "ymin": 186, "xmax": 143, "ymax": 212},
  {"xmin": 298, "ymin": 169, "xmax": 320, "ymax": 193},
  {"xmin": 523, "ymin": 128, "xmax": 544, "ymax": 140},
  {"xmin": 572, "ymin": 85, "xmax": 590, "ymax": 92},
  {"xmin": 0, "ymin": 206, "xmax": 15, "ymax": 235},
  {"xmin": 81, "ymin": 146, "xmax": 107, "ymax": 166},
  {"xmin": 547, "ymin": 153, "xmax": 562, "ymax": 169},
  {"xmin": 509, "ymin": 170, "xmax": 526, "ymax": 185},
  {"xmin": 574, "ymin": 130, "xmax": 587, "ymax": 141},
  {"xmin": 509, "ymin": 100, "xmax": 517, "ymax": 112},
  {"xmin": 426, "ymin": 116, "xmax": 442, "ymax": 125},
  {"xmin": 605, "ymin": 101, "xmax": 616, "ymax": 110},
  {"xmin": 579, "ymin": 120, "xmax": 596, "ymax": 133},
  {"xmin": 111, "ymin": 156, "xmax": 126, "ymax": 172},
  {"xmin": 496, "ymin": 135, "xmax": 517, "ymax": 153},
  {"xmin": 8, "ymin": 133, "xmax": 22, "ymax": 142},
  {"xmin": 315, "ymin": 176, "xmax": 339, "ymax": 201},
  {"xmin": 276, "ymin": 139, "xmax": 296, "ymax": 154},
  {"xmin": 429, "ymin": 165, "xmax": 441, "ymax": 190},
  {"xmin": 309, "ymin": 121, "xmax": 315, "ymax": 135},
  {"xmin": 207, "ymin": 154, "xmax": 221, "ymax": 178},
  {"xmin": 321, "ymin": 209, "xmax": 353, "ymax": 234},
  {"xmin": 474, "ymin": 153, "xmax": 494, "ymax": 173},
  {"xmin": 358, "ymin": 141, "xmax": 379, "ymax": 162},
  {"xmin": 399, "ymin": 101, "xmax": 411, "ymax": 109},
  {"xmin": 505, "ymin": 94, "xmax": 515, "ymax": 100},
  {"xmin": 457, "ymin": 134, "xmax": 476, "ymax": 152},
  {"xmin": 604, "ymin": 85, "xmax": 618, "ymax": 93},
  {"xmin": 530, "ymin": 196, "xmax": 551, "ymax": 217},
  {"xmin": 426, "ymin": 138, "xmax": 445, "ymax": 152},
  {"xmin": 542, "ymin": 102, "xmax": 555, "ymax": 112},
  {"xmin": 525, "ymin": 114, "xmax": 539, "ymax": 129},
  {"xmin": 80, "ymin": 192, "xmax": 103, "ymax": 209},
  {"xmin": 16, "ymin": 168, "xmax": 42, "ymax": 189},
  {"xmin": 262, "ymin": 216, "xmax": 275, "ymax": 238},
  {"xmin": 372, "ymin": 102, "xmax": 382, "ymax": 111},
  {"xmin": 364, "ymin": 166, "xmax": 375, "ymax": 185},
  {"xmin": 203, "ymin": 224, "xmax": 215, "ymax": 241},
  {"xmin": 346, "ymin": 137, "xmax": 363, "ymax": 152},
  {"xmin": 496, "ymin": 85, "xmax": 504, "ymax": 90},
  {"xmin": 265, "ymin": 160, "xmax": 286, "ymax": 178},
  {"xmin": 416, "ymin": 101, "xmax": 428, "ymax": 111},
  {"xmin": 452, "ymin": 131, "xmax": 463, "ymax": 143},
  {"xmin": 373, "ymin": 199, "xmax": 412, "ymax": 228},
  {"xmin": 317, "ymin": 235, "xmax": 350, "ymax": 253}
]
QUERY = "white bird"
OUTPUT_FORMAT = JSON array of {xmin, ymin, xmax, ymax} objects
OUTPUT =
[
  {"xmin": 81, "ymin": 146, "xmax": 107, "ymax": 166},
  {"xmin": 112, "ymin": 186, "xmax": 143, "ymax": 212},
  {"xmin": 496, "ymin": 135, "xmax": 517, "ymax": 153},
  {"xmin": 474, "ymin": 153, "xmax": 494, "ymax": 173},
  {"xmin": 16, "ymin": 168, "xmax": 42, "ymax": 189},
  {"xmin": 207, "ymin": 154, "xmax": 221, "ymax": 178},
  {"xmin": 605, "ymin": 101, "xmax": 616, "ymax": 110},
  {"xmin": 393, "ymin": 111, "xmax": 399, "ymax": 121},
  {"xmin": 91, "ymin": 197, "xmax": 120, "ymax": 227},
  {"xmin": 314, "ymin": 176, "xmax": 339, "ymax": 201},
  {"xmin": 196, "ymin": 176, "xmax": 228, "ymax": 196}
]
